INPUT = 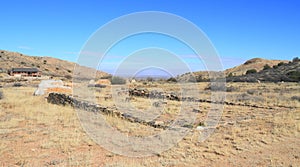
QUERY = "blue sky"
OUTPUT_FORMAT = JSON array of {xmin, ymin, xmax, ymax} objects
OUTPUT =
[{"xmin": 1, "ymin": 0, "xmax": 300, "ymax": 75}]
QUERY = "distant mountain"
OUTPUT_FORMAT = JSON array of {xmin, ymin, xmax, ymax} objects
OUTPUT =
[{"xmin": 0, "ymin": 50, "xmax": 110, "ymax": 79}]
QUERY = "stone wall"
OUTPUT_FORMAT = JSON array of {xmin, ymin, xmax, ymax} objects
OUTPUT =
[
  {"xmin": 127, "ymin": 88, "xmax": 281, "ymax": 109},
  {"xmin": 47, "ymin": 93, "xmax": 168, "ymax": 129}
]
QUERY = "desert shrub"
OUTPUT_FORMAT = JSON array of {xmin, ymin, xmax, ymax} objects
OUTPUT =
[
  {"xmin": 65, "ymin": 75, "xmax": 72, "ymax": 80},
  {"xmin": 226, "ymin": 86, "xmax": 239, "ymax": 92},
  {"xmin": 146, "ymin": 77, "xmax": 154, "ymax": 82},
  {"xmin": 228, "ymin": 73, "xmax": 233, "ymax": 77},
  {"xmin": 246, "ymin": 69, "xmax": 257, "ymax": 75},
  {"xmin": 291, "ymin": 96, "xmax": 300, "ymax": 102},
  {"xmin": 88, "ymin": 84, "xmax": 106, "ymax": 88},
  {"xmin": 198, "ymin": 121, "xmax": 206, "ymax": 126},
  {"xmin": 67, "ymin": 70, "xmax": 72, "ymax": 73},
  {"xmin": 167, "ymin": 77, "xmax": 177, "ymax": 82},
  {"xmin": 277, "ymin": 62, "xmax": 285, "ymax": 66},
  {"xmin": 43, "ymin": 60, "xmax": 47, "ymax": 64},
  {"xmin": 236, "ymin": 93, "xmax": 263, "ymax": 103},
  {"xmin": 100, "ymin": 75, "xmax": 112, "ymax": 79},
  {"xmin": 183, "ymin": 124, "xmax": 193, "ymax": 128},
  {"xmin": 236, "ymin": 93, "xmax": 251, "ymax": 102},
  {"xmin": 195, "ymin": 75, "xmax": 205, "ymax": 82},
  {"xmin": 21, "ymin": 61, "xmax": 26, "ymax": 65},
  {"xmin": 273, "ymin": 61, "xmax": 285, "ymax": 71},
  {"xmin": 205, "ymin": 83, "xmax": 226, "ymax": 91},
  {"xmin": 13, "ymin": 83, "xmax": 22, "ymax": 87},
  {"xmin": 287, "ymin": 71, "xmax": 300, "ymax": 81},
  {"xmin": 246, "ymin": 89, "xmax": 256, "ymax": 95},
  {"xmin": 110, "ymin": 76, "xmax": 126, "ymax": 85},
  {"xmin": 263, "ymin": 64, "xmax": 271, "ymax": 70},
  {"xmin": 56, "ymin": 67, "xmax": 59, "ymax": 70},
  {"xmin": 0, "ymin": 91, "xmax": 3, "ymax": 100}
]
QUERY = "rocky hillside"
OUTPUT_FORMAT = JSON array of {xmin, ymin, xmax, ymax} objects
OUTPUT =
[
  {"xmin": 225, "ymin": 58, "xmax": 289, "ymax": 76},
  {"xmin": 227, "ymin": 58, "xmax": 300, "ymax": 82},
  {"xmin": 177, "ymin": 58, "xmax": 290, "ymax": 82},
  {"xmin": 0, "ymin": 50, "xmax": 110, "ymax": 79}
]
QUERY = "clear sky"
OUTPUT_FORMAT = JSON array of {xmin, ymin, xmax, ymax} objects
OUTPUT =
[{"xmin": 1, "ymin": 0, "xmax": 299, "ymax": 75}]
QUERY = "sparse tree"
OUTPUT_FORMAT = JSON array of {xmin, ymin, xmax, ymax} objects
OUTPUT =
[{"xmin": 292, "ymin": 57, "xmax": 299, "ymax": 62}]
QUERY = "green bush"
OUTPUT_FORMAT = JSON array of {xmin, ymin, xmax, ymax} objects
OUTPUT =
[
  {"xmin": 167, "ymin": 77, "xmax": 177, "ymax": 82},
  {"xmin": 277, "ymin": 62, "xmax": 285, "ymax": 66},
  {"xmin": 246, "ymin": 69, "xmax": 257, "ymax": 75},
  {"xmin": 263, "ymin": 64, "xmax": 271, "ymax": 70},
  {"xmin": 287, "ymin": 71, "xmax": 300, "ymax": 81},
  {"xmin": 110, "ymin": 76, "xmax": 126, "ymax": 85},
  {"xmin": 274, "ymin": 62, "xmax": 285, "ymax": 69}
]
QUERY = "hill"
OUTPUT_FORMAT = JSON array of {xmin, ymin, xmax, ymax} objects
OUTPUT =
[
  {"xmin": 0, "ymin": 50, "xmax": 110, "ymax": 79},
  {"xmin": 225, "ymin": 58, "xmax": 289, "ymax": 76},
  {"xmin": 227, "ymin": 58, "xmax": 300, "ymax": 82},
  {"xmin": 177, "ymin": 58, "xmax": 291, "ymax": 82}
]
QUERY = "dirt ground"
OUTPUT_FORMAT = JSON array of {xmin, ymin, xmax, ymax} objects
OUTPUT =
[{"xmin": 0, "ymin": 82, "xmax": 299, "ymax": 166}]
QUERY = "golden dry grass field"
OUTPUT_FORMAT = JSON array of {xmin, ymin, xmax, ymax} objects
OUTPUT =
[{"xmin": 0, "ymin": 82, "xmax": 299, "ymax": 166}]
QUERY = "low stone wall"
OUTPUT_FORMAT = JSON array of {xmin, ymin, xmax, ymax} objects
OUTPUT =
[
  {"xmin": 128, "ymin": 88, "xmax": 280, "ymax": 109},
  {"xmin": 47, "ymin": 93, "xmax": 168, "ymax": 129},
  {"xmin": 129, "ymin": 88, "xmax": 181, "ymax": 101}
]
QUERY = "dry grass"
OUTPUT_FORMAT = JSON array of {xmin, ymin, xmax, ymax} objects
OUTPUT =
[{"xmin": 0, "ymin": 82, "xmax": 299, "ymax": 166}]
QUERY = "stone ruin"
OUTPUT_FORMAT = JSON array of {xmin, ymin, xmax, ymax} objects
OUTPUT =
[{"xmin": 47, "ymin": 93, "xmax": 169, "ymax": 129}]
